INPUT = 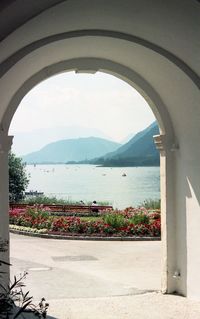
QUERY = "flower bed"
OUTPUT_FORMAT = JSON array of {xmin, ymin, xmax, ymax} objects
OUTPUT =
[{"xmin": 9, "ymin": 205, "xmax": 161, "ymax": 238}]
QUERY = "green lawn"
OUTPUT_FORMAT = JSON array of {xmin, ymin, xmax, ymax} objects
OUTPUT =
[{"xmin": 79, "ymin": 216, "xmax": 102, "ymax": 222}]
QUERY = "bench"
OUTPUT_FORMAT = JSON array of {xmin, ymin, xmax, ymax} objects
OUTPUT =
[{"xmin": 9, "ymin": 203, "xmax": 113, "ymax": 214}]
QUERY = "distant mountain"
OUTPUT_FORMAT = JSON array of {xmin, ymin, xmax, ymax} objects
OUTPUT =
[
  {"xmin": 90, "ymin": 122, "xmax": 160, "ymax": 166},
  {"xmin": 11, "ymin": 126, "xmax": 111, "ymax": 156},
  {"xmin": 120, "ymin": 132, "xmax": 137, "ymax": 144},
  {"xmin": 22, "ymin": 137, "xmax": 121, "ymax": 164}
]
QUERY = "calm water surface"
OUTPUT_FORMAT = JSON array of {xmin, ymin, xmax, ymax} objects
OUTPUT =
[{"xmin": 26, "ymin": 164, "xmax": 160, "ymax": 209}]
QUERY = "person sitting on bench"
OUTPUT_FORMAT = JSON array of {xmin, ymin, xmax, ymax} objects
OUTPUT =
[{"xmin": 91, "ymin": 200, "xmax": 98, "ymax": 212}]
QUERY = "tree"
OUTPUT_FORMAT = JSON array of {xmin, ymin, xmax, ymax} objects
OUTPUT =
[{"xmin": 8, "ymin": 152, "xmax": 29, "ymax": 203}]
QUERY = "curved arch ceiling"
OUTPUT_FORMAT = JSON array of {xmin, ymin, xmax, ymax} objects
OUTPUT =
[{"xmin": 0, "ymin": 30, "xmax": 199, "ymax": 89}]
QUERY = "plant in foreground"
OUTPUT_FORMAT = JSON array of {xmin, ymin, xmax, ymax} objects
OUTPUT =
[
  {"xmin": 0, "ymin": 238, "xmax": 49, "ymax": 318},
  {"xmin": 1, "ymin": 272, "xmax": 49, "ymax": 318}
]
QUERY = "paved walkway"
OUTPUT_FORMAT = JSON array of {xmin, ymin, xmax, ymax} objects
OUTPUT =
[{"xmin": 10, "ymin": 233, "xmax": 200, "ymax": 318}]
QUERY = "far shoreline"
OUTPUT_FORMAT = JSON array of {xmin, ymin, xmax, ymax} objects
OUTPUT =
[{"xmin": 25, "ymin": 162, "xmax": 160, "ymax": 167}]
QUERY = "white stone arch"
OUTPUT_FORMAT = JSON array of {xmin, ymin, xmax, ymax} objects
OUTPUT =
[{"xmin": 0, "ymin": 1, "xmax": 199, "ymax": 298}]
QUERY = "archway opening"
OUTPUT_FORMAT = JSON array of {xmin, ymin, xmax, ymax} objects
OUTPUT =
[
  {"xmin": 9, "ymin": 70, "xmax": 162, "ymax": 304},
  {"xmin": 9, "ymin": 71, "xmax": 160, "ymax": 208}
]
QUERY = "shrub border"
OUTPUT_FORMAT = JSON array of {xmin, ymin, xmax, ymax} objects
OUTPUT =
[{"xmin": 10, "ymin": 227, "xmax": 161, "ymax": 241}]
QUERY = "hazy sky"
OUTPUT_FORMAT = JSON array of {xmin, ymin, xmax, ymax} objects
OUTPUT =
[{"xmin": 9, "ymin": 71, "xmax": 155, "ymax": 143}]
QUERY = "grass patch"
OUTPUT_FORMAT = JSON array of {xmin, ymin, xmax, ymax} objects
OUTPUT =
[
  {"xmin": 140, "ymin": 199, "xmax": 160, "ymax": 209},
  {"xmin": 79, "ymin": 216, "xmax": 102, "ymax": 222}
]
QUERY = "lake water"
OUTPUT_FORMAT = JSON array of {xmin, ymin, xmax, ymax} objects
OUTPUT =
[{"xmin": 25, "ymin": 164, "xmax": 160, "ymax": 209}]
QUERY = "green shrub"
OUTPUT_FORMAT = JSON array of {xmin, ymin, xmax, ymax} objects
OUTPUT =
[
  {"xmin": 103, "ymin": 213, "xmax": 127, "ymax": 229},
  {"xmin": 129, "ymin": 212, "xmax": 150, "ymax": 225},
  {"xmin": 26, "ymin": 207, "xmax": 49, "ymax": 219}
]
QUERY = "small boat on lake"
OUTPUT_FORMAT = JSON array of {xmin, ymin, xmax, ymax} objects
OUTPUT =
[{"xmin": 25, "ymin": 190, "xmax": 44, "ymax": 197}]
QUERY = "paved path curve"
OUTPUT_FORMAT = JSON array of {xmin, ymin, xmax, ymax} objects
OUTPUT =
[
  {"xmin": 10, "ymin": 233, "xmax": 200, "ymax": 319},
  {"xmin": 10, "ymin": 233, "xmax": 161, "ymax": 299}
]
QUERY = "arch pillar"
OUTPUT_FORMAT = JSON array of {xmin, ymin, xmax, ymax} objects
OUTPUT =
[
  {"xmin": 154, "ymin": 134, "xmax": 180, "ymax": 294},
  {"xmin": 0, "ymin": 132, "xmax": 13, "ymax": 288}
]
